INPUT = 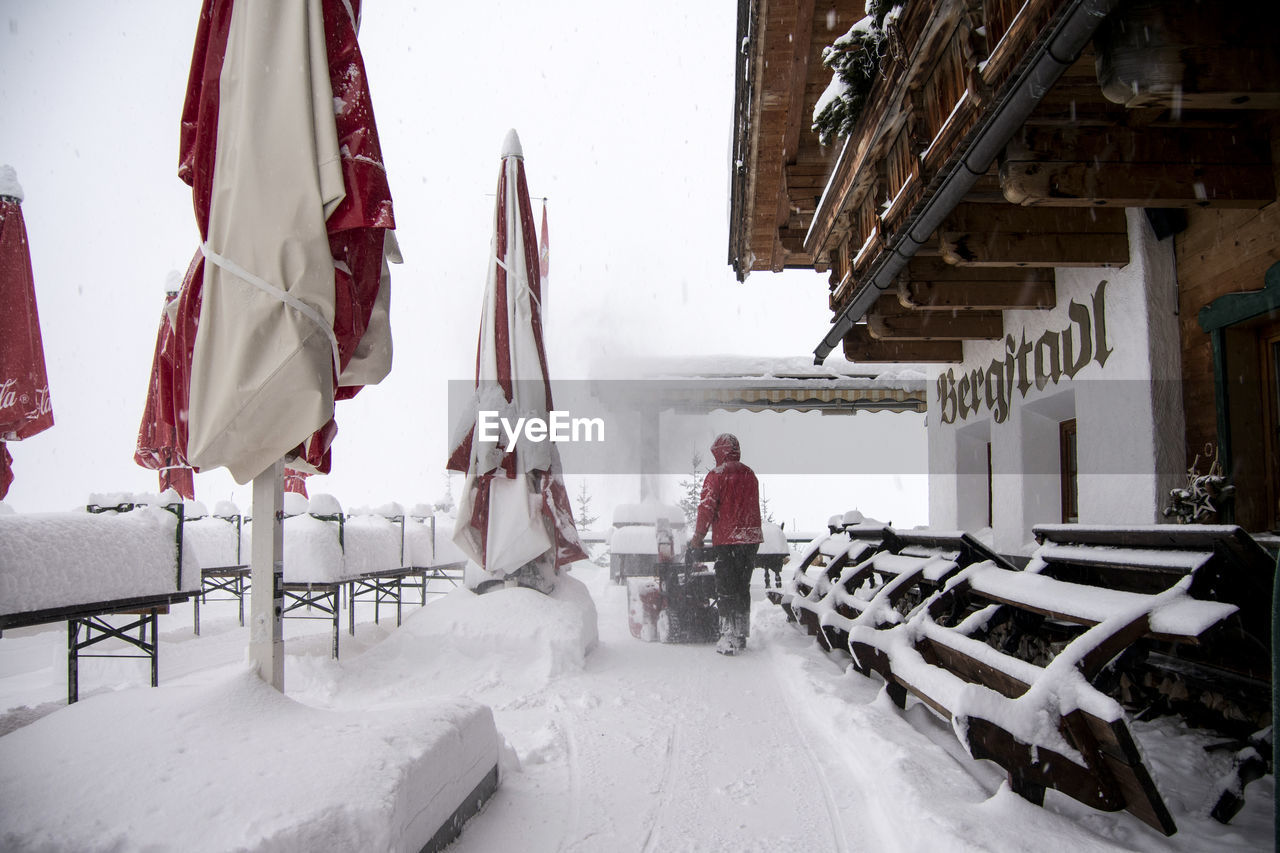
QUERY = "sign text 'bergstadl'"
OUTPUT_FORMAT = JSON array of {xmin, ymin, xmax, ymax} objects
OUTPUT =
[
  {"xmin": 937, "ymin": 280, "xmax": 1112, "ymax": 425},
  {"xmin": 477, "ymin": 411, "xmax": 606, "ymax": 452}
]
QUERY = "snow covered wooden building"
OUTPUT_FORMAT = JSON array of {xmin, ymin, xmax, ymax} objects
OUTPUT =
[{"xmin": 729, "ymin": 0, "xmax": 1280, "ymax": 553}]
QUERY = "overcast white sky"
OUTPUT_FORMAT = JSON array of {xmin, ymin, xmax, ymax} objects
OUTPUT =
[{"xmin": 0, "ymin": 1, "xmax": 927, "ymax": 529}]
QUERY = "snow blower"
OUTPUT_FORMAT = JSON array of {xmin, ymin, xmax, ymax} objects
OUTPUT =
[{"xmin": 626, "ymin": 520, "xmax": 719, "ymax": 644}]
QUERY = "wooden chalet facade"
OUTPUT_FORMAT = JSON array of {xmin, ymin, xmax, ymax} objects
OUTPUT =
[{"xmin": 730, "ymin": 0, "xmax": 1280, "ymax": 551}]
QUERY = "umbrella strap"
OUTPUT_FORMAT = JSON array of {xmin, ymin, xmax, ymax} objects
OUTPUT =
[
  {"xmin": 495, "ymin": 255, "xmax": 542, "ymax": 310},
  {"xmin": 202, "ymin": 242, "xmax": 342, "ymax": 378}
]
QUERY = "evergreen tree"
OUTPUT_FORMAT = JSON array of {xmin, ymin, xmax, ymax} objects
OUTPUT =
[
  {"xmin": 678, "ymin": 452, "xmax": 705, "ymax": 527},
  {"xmin": 760, "ymin": 490, "xmax": 777, "ymax": 525},
  {"xmin": 574, "ymin": 481, "xmax": 598, "ymax": 529},
  {"xmin": 434, "ymin": 473, "xmax": 455, "ymax": 514},
  {"xmin": 812, "ymin": 1, "xmax": 906, "ymax": 145}
]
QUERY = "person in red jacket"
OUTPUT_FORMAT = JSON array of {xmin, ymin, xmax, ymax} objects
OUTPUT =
[{"xmin": 689, "ymin": 433, "xmax": 763, "ymax": 655}]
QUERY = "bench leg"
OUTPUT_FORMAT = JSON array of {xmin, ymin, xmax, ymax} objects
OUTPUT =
[
  {"xmin": 333, "ymin": 594, "xmax": 341, "ymax": 660},
  {"xmin": 149, "ymin": 609, "xmax": 160, "ymax": 688},
  {"xmin": 1009, "ymin": 768, "xmax": 1046, "ymax": 806},
  {"xmin": 348, "ymin": 582, "xmax": 356, "ymax": 637},
  {"xmin": 886, "ymin": 681, "xmax": 908, "ymax": 709},
  {"xmin": 193, "ymin": 591, "xmax": 201, "ymax": 636},
  {"xmin": 67, "ymin": 621, "xmax": 79, "ymax": 705}
]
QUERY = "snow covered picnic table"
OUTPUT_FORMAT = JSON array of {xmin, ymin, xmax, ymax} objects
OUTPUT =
[
  {"xmin": 183, "ymin": 496, "xmax": 469, "ymax": 652},
  {"xmin": 0, "ymin": 496, "xmax": 199, "ymax": 702},
  {"xmin": 227, "ymin": 497, "xmax": 469, "ymax": 659}
]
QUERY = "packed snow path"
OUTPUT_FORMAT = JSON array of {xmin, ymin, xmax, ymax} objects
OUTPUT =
[
  {"xmin": 453, "ymin": 572, "xmax": 868, "ymax": 852},
  {"xmin": 443, "ymin": 566, "xmax": 1269, "ymax": 852}
]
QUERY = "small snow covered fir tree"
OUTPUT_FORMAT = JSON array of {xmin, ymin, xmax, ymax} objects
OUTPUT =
[
  {"xmin": 811, "ymin": 1, "xmax": 906, "ymax": 145},
  {"xmin": 760, "ymin": 491, "xmax": 777, "ymax": 525},
  {"xmin": 434, "ymin": 474, "xmax": 455, "ymax": 515},
  {"xmin": 678, "ymin": 452, "xmax": 705, "ymax": 528},
  {"xmin": 574, "ymin": 482, "xmax": 598, "ymax": 530}
]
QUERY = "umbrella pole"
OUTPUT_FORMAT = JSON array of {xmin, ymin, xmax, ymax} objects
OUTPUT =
[
  {"xmin": 249, "ymin": 458, "xmax": 285, "ymax": 690},
  {"xmin": 640, "ymin": 405, "xmax": 661, "ymax": 501}
]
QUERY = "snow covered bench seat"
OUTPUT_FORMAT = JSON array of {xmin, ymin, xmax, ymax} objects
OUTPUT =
[
  {"xmin": 788, "ymin": 527, "xmax": 1013, "ymax": 654},
  {"xmin": 783, "ymin": 524, "xmax": 888, "ymax": 632},
  {"xmin": 962, "ymin": 564, "xmax": 1238, "ymax": 643},
  {"xmin": 849, "ymin": 601, "xmax": 1180, "ymax": 834},
  {"xmin": 845, "ymin": 524, "xmax": 1273, "ymax": 835},
  {"xmin": 1029, "ymin": 524, "xmax": 1275, "ymax": 722},
  {"xmin": 0, "ymin": 499, "xmax": 197, "ymax": 702},
  {"xmin": 814, "ymin": 550, "xmax": 960, "ymax": 653}
]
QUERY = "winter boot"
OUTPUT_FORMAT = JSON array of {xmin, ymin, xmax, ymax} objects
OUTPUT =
[
  {"xmin": 732, "ymin": 612, "xmax": 750, "ymax": 652},
  {"xmin": 716, "ymin": 614, "xmax": 737, "ymax": 656}
]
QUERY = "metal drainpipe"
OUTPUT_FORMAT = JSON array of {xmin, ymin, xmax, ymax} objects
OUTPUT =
[{"xmin": 813, "ymin": 0, "xmax": 1119, "ymax": 364}]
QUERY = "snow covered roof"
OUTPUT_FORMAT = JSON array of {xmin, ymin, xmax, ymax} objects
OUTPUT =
[{"xmin": 594, "ymin": 355, "xmax": 927, "ymax": 414}]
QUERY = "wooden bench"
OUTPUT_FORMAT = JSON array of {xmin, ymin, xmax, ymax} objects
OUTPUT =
[
  {"xmin": 846, "ymin": 524, "xmax": 1270, "ymax": 835},
  {"xmin": 781, "ymin": 524, "xmax": 889, "ymax": 632},
  {"xmin": 0, "ymin": 500, "xmax": 195, "ymax": 703},
  {"xmin": 787, "ymin": 528, "xmax": 1012, "ymax": 655}
]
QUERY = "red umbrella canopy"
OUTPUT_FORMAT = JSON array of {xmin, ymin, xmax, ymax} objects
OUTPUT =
[
  {"xmin": 1, "ymin": 444, "xmax": 12, "ymax": 500},
  {"xmin": 134, "ymin": 287, "xmax": 195, "ymax": 500},
  {"xmin": 447, "ymin": 131, "xmax": 587, "ymax": 584},
  {"xmin": 0, "ymin": 166, "xmax": 54, "ymax": 500},
  {"xmin": 167, "ymin": 0, "xmax": 396, "ymax": 484}
]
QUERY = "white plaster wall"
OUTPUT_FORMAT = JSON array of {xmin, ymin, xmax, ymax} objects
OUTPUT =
[{"xmin": 926, "ymin": 209, "xmax": 1187, "ymax": 555}]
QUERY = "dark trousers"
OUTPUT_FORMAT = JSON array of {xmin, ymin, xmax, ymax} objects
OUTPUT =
[{"xmin": 713, "ymin": 544, "xmax": 759, "ymax": 630}]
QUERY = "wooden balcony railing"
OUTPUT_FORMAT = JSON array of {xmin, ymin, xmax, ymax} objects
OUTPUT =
[{"xmin": 806, "ymin": 0, "xmax": 1074, "ymax": 316}]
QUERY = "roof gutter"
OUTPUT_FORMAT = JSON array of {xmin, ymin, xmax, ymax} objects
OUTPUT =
[{"xmin": 813, "ymin": 0, "xmax": 1119, "ymax": 364}]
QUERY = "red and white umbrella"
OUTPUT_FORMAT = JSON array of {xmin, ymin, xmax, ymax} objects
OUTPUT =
[
  {"xmin": 172, "ymin": 0, "xmax": 395, "ymax": 485},
  {"xmin": 134, "ymin": 286, "xmax": 195, "ymax": 500},
  {"xmin": 173, "ymin": 0, "xmax": 396, "ymax": 686},
  {"xmin": 447, "ymin": 130, "xmax": 587, "ymax": 591},
  {"xmin": 283, "ymin": 467, "xmax": 311, "ymax": 499},
  {"xmin": 0, "ymin": 166, "xmax": 54, "ymax": 501}
]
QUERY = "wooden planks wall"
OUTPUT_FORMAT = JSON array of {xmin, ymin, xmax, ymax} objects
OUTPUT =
[{"xmin": 1175, "ymin": 126, "xmax": 1280, "ymax": 475}]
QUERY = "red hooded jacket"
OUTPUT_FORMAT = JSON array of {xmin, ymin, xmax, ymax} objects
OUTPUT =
[{"xmin": 694, "ymin": 434, "xmax": 763, "ymax": 546}]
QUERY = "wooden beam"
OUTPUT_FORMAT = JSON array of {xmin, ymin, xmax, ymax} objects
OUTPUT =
[
  {"xmin": 898, "ymin": 258, "xmax": 1056, "ymax": 310},
  {"xmin": 1094, "ymin": 0, "xmax": 1280, "ymax": 111},
  {"xmin": 843, "ymin": 325, "xmax": 963, "ymax": 363},
  {"xmin": 1001, "ymin": 126, "xmax": 1276, "ymax": 208},
  {"xmin": 867, "ymin": 307, "xmax": 1004, "ymax": 340},
  {"xmin": 781, "ymin": 0, "xmax": 818, "ymax": 164},
  {"xmin": 938, "ymin": 204, "xmax": 1129, "ymax": 267}
]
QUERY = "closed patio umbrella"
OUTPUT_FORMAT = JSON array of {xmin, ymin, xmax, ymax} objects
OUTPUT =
[
  {"xmin": 447, "ymin": 130, "xmax": 587, "ymax": 593},
  {"xmin": 174, "ymin": 0, "xmax": 396, "ymax": 687},
  {"xmin": 0, "ymin": 165, "xmax": 54, "ymax": 500},
  {"xmin": 134, "ymin": 284, "xmax": 195, "ymax": 500}
]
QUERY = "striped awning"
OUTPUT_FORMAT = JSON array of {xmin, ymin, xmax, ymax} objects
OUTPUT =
[{"xmin": 656, "ymin": 381, "xmax": 926, "ymax": 414}]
